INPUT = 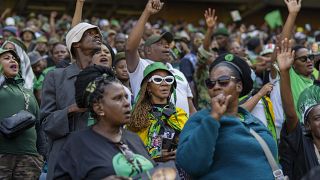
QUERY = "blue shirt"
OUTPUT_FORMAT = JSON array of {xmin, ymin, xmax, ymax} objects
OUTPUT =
[{"xmin": 176, "ymin": 107, "xmax": 277, "ymax": 180}]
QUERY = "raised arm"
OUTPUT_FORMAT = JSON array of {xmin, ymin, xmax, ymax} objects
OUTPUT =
[
  {"xmin": 241, "ymin": 83, "xmax": 273, "ymax": 111},
  {"xmin": 277, "ymin": 39, "xmax": 298, "ymax": 133},
  {"xmin": 71, "ymin": 0, "xmax": 85, "ymax": 27},
  {"xmin": 0, "ymin": 8, "xmax": 11, "ymax": 23},
  {"xmin": 125, "ymin": 0, "xmax": 163, "ymax": 72},
  {"xmin": 50, "ymin": 11, "xmax": 57, "ymax": 36},
  {"xmin": 281, "ymin": 0, "xmax": 302, "ymax": 40},
  {"xmin": 203, "ymin": 8, "xmax": 217, "ymax": 51}
]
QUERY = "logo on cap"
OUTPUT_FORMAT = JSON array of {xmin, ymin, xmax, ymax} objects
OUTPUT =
[{"xmin": 225, "ymin": 54, "xmax": 234, "ymax": 61}]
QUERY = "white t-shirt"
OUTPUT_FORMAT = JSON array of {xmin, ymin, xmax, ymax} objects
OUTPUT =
[
  {"xmin": 269, "ymin": 74, "xmax": 284, "ymax": 129},
  {"xmin": 129, "ymin": 58, "xmax": 193, "ymax": 116},
  {"xmin": 251, "ymin": 99, "xmax": 268, "ymax": 127}
]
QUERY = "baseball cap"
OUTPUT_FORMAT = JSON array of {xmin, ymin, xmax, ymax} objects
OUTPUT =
[
  {"xmin": 144, "ymin": 32, "xmax": 173, "ymax": 47},
  {"xmin": 260, "ymin": 44, "xmax": 275, "ymax": 56}
]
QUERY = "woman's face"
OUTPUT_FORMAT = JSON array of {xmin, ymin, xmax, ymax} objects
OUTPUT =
[
  {"xmin": 0, "ymin": 52, "xmax": 19, "ymax": 78},
  {"xmin": 147, "ymin": 70, "xmax": 173, "ymax": 104},
  {"xmin": 3, "ymin": 42, "xmax": 15, "ymax": 50},
  {"xmin": 95, "ymin": 82, "xmax": 131, "ymax": 126},
  {"xmin": 92, "ymin": 44, "xmax": 112, "ymax": 68},
  {"xmin": 207, "ymin": 66, "xmax": 242, "ymax": 102},
  {"xmin": 293, "ymin": 48, "xmax": 314, "ymax": 77},
  {"xmin": 306, "ymin": 105, "xmax": 320, "ymax": 139},
  {"xmin": 115, "ymin": 59, "xmax": 129, "ymax": 81},
  {"xmin": 52, "ymin": 44, "xmax": 69, "ymax": 64}
]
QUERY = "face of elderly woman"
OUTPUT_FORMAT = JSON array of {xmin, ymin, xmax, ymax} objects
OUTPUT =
[
  {"xmin": 147, "ymin": 70, "xmax": 173, "ymax": 104},
  {"xmin": 93, "ymin": 82, "xmax": 131, "ymax": 126},
  {"xmin": 207, "ymin": 65, "xmax": 242, "ymax": 103},
  {"xmin": 0, "ymin": 52, "xmax": 19, "ymax": 78}
]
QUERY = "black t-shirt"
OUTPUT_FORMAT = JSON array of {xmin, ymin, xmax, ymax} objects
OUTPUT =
[
  {"xmin": 279, "ymin": 123, "xmax": 319, "ymax": 180},
  {"xmin": 53, "ymin": 127, "xmax": 155, "ymax": 179}
]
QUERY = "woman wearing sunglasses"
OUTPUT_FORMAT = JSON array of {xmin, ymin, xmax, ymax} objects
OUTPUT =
[
  {"xmin": 128, "ymin": 62, "xmax": 188, "ymax": 162},
  {"xmin": 289, "ymin": 45, "xmax": 315, "ymax": 119},
  {"xmin": 53, "ymin": 65, "xmax": 155, "ymax": 179},
  {"xmin": 176, "ymin": 54, "xmax": 278, "ymax": 179}
]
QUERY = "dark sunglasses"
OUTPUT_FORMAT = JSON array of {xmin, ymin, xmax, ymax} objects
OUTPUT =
[
  {"xmin": 294, "ymin": 54, "xmax": 315, "ymax": 62},
  {"xmin": 205, "ymin": 76, "xmax": 239, "ymax": 89}
]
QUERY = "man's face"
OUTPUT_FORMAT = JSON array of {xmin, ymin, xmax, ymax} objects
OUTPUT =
[
  {"xmin": 31, "ymin": 59, "xmax": 47, "ymax": 77},
  {"xmin": 78, "ymin": 28, "xmax": 102, "ymax": 52},
  {"xmin": 115, "ymin": 34, "xmax": 126, "ymax": 52},
  {"xmin": 215, "ymin": 35, "xmax": 228, "ymax": 49},
  {"xmin": 146, "ymin": 38, "xmax": 171, "ymax": 62}
]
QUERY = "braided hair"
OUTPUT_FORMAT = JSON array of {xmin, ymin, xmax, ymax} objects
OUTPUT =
[{"xmin": 75, "ymin": 64, "xmax": 118, "ymax": 119}]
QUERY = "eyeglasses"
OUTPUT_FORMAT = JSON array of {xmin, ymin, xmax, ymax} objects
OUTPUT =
[
  {"xmin": 205, "ymin": 76, "xmax": 239, "ymax": 89},
  {"xmin": 148, "ymin": 75, "xmax": 175, "ymax": 85},
  {"xmin": 294, "ymin": 54, "xmax": 315, "ymax": 62}
]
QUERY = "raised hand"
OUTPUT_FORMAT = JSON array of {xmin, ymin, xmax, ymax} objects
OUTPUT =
[
  {"xmin": 204, "ymin": 8, "xmax": 217, "ymax": 29},
  {"xmin": 210, "ymin": 94, "xmax": 232, "ymax": 120},
  {"xmin": 50, "ymin": 11, "xmax": 57, "ymax": 18},
  {"xmin": 257, "ymin": 82, "xmax": 273, "ymax": 97},
  {"xmin": 284, "ymin": 0, "xmax": 302, "ymax": 14},
  {"xmin": 145, "ymin": 0, "xmax": 164, "ymax": 15},
  {"xmin": 276, "ymin": 38, "xmax": 295, "ymax": 71}
]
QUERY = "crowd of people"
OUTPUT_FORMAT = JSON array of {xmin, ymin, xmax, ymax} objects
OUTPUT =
[{"xmin": 0, "ymin": 0, "xmax": 320, "ymax": 179}]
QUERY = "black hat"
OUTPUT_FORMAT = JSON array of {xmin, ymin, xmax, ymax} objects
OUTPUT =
[
  {"xmin": 209, "ymin": 53, "xmax": 253, "ymax": 96},
  {"xmin": 75, "ymin": 65, "xmax": 116, "ymax": 108}
]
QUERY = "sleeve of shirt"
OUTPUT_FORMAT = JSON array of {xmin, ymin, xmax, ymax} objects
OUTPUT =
[
  {"xmin": 129, "ymin": 58, "xmax": 150, "ymax": 98},
  {"xmin": 179, "ymin": 58, "xmax": 194, "ymax": 83},
  {"xmin": 279, "ymin": 122, "xmax": 303, "ymax": 177},
  {"xmin": 176, "ymin": 110, "xmax": 220, "ymax": 177},
  {"xmin": 40, "ymin": 71, "xmax": 70, "ymax": 140}
]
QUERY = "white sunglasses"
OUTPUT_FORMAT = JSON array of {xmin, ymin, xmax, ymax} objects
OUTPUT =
[{"xmin": 148, "ymin": 75, "xmax": 175, "ymax": 85}]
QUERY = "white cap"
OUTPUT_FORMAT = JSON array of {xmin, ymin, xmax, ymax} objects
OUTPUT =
[
  {"xmin": 65, "ymin": 22, "xmax": 101, "ymax": 59},
  {"xmin": 5, "ymin": 17, "xmax": 15, "ymax": 26},
  {"xmin": 260, "ymin": 43, "xmax": 275, "ymax": 56}
]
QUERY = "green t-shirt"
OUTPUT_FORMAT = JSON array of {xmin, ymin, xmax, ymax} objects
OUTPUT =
[
  {"xmin": 0, "ymin": 78, "xmax": 39, "ymax": 155},
  {"xmin": 297, "ymin": 82, "xmax": 320, "ymax": 121},
  {"xmin": 33, "ymin": 66, "xmax": 55, "ymax": 90},
  {"xmin": 289, "ymin": 68, "xmax": 314, "ymax": 121}
]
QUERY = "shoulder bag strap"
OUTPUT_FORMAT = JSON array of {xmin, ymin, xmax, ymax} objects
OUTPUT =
[{"xmin": 249, "ymin": 128, "xmax": 286, "ymax": 180}]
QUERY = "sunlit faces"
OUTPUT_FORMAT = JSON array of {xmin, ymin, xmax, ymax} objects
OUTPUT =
[
  {"xmin": 207, "ymin": 65, "xmax": 242, "ymax": 103},
  {"xmin": 92, "ymin": 44, "xmax": 113, "ymax": 68},
  {"xmin": 147, "ymin": 70, "xmax": 173, "ymax": 104},
  {"xmin": 0, "ymin": 52, "xmax": 19, "ymax": 78},
  {"xmin": 94, "ymin": 82, "xmax": 131, "ymax": 126},
  {"xmin": 293, "ymin": 48, "xmax": 314, "ymax": 77}
]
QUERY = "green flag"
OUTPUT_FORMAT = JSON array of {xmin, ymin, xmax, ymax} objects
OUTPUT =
[{"xmin": 264, "ymin": 10, "xmax": 283, "ymax": 29}]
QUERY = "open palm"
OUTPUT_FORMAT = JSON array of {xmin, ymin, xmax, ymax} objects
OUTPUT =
[
  {"xmin": 204, "ymin": 8, "xmax": 217, "ymax": 29},
  {"xmin": 285, "ymin": 0, "xmax": 302, "ymax": 13},
  {"xmin": 276, "ymin": 39, "xmax": 295, "ymax": 71}
]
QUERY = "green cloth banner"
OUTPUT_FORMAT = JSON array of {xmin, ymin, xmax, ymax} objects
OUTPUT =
[{"xmin": 264, "ymin": 10, "xmax": 283, "ymax": 29}]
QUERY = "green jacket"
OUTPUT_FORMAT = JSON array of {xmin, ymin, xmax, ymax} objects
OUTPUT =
[{"xmin": 0, "ymin": 77, "xmax": 40, "ymax": 155}]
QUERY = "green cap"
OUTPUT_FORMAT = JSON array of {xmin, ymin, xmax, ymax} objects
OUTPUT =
[
  {"xmin": 142, "ymin": 62, "xmax": 176, "ymax": 88},
  {"xmin": 36, "ymin": 36, "xmax": 48, "ymax": 43},
  {"xmin": 213, "ymin": 27, "xmax": 229, "ymax": 37},
  {"xmin": 0, "ymin": 48, "xmax": 20, "ymax": 64},
  {"xmin": 144, "ymin": 32, "xmax": 173, "ymax": 47}
]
